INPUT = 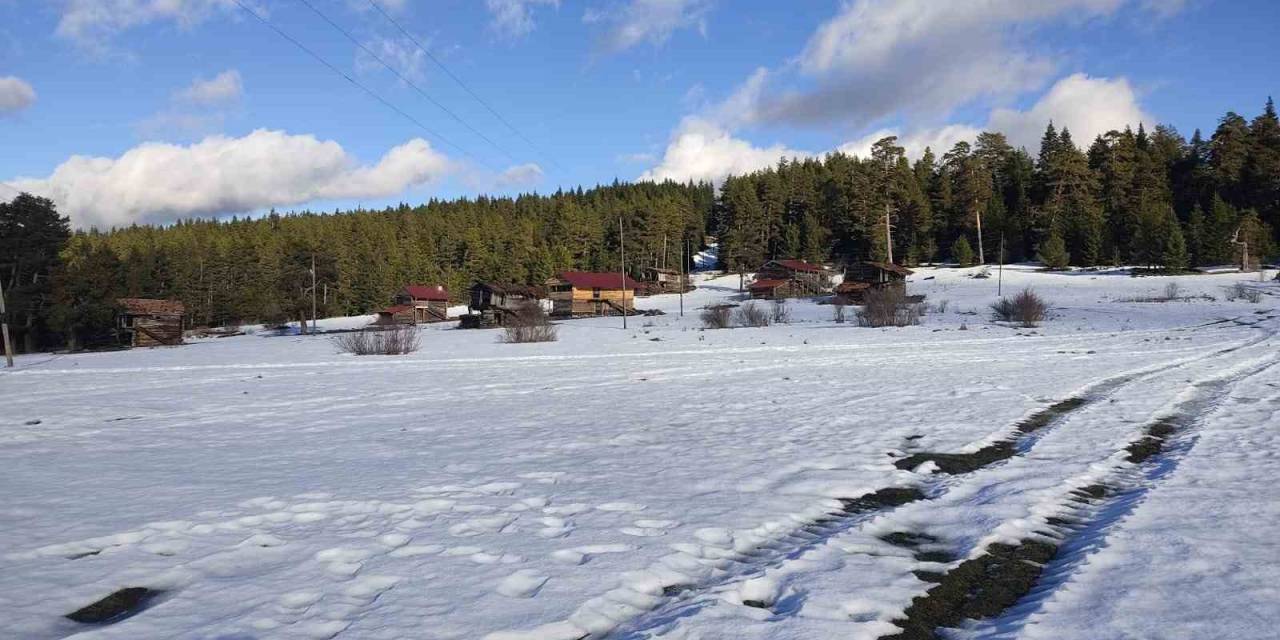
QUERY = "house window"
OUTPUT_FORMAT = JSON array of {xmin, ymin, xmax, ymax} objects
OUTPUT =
[{"xmin": 592, "ymin": 287, "xmax": 601, "ymax": 298}]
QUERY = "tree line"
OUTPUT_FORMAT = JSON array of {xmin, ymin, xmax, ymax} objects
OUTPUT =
[
  {"xmin": 2, "ymin": 99, "xmax": 1276, "ymax": 352},
  {"xmin": 715, "ymin": 99, "xmax": 1278, "ymax": 276}
]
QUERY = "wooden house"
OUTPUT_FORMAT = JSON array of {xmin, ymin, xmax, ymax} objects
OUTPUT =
[
  {"xmin": 834, "ymin": 261, "xmax": 914, "ymax": 304},
  {"xmin": 750, "ymin": 259, "xmax": 832, "ymax": 298},
  {"xmin": 466, "ymin": 282, "xmax": 545, "ymax": 326},
  {"xmin": 376, "ymin": 284, "xmax": 449, "ymax": 324},
  {"xmin": 117, "ymin": 298, "xmax": 185, "ymax": 347},
  {"xmin": 546, "ymin": 271, "xmax": 641, "ymax": 317},
  {"xmin": 637, "ymin": 266, "xmax": 691, "ymax": 296}
]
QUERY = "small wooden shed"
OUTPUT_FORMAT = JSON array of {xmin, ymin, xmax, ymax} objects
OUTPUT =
[
  {"xmin": 377, "ymin": 284, "xmax": 449, "ymax": 324},
  {"xmin": 749, "ymin": 279, "xmax": 793, "ymax": 299},
  {"xmin": 637, "ymin": 267, "xmax": 691, "ymax": 296},
  {"xmin": 835, "ymin": 261, "xmax": 914, "ymax": 304},
  {"xmin": 546, "ymin": 271, "xmax": 642, "ymax": 317},
  {"xmin": 117, "ymin": 298, "xmax": 186, "ymax": 347},
  {"xmin": 467, "ymin": 282, "xmax": 545, "ymax": 326},
  {"xmin": 752, "ymin": 259, "xmax": 832, "ymax": 297}
]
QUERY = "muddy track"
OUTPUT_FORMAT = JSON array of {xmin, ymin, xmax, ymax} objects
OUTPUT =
[
  {"xmin": 881, "ymin": 355, "xmax": 1280, "ymax": 640},
  {"xmin": 592, "ymin": 322, "xmax": 1276, "ymax": 640}
]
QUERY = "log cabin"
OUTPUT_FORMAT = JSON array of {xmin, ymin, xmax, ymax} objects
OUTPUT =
[
  {"xmin": 750, "ymin": 259, "xmax": 832, "ymax": 298},
  {"xmin": 466, "ymin": 282, "xmax": 545, "ymax": 326},
  {"xmin": 834, "ymin": 261, "xmax": 914, "ymax": 304},
  {"xmin": 546, "ymin": 271, "xmax": 641, "ymax": 317},
  {"xmin": 376, "ymin": 284, "xmax": 449, "ymax": 324},
  {"xmin": 117, "ymin": 298, "xmax": 185, "ymax": 347}
]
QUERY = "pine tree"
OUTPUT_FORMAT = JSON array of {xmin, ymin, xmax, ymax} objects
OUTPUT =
[
  {"xmin": 951, "ymin": 235, "xmax": 975, "ymax": 266},
  {"xmin": 1036, "ymin": 230, "xmax": 1070, "ymax": 270},
  {"xmin": 1160, "ymin": 208, "xmax": 1189, "ymax": 272}
]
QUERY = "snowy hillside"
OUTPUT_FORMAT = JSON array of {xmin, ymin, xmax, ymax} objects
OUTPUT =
[{"xmin": 3, "ymin": 266, "xmax": 1279, "ymax": 640}]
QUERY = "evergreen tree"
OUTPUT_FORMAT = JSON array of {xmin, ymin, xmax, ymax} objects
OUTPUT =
[
  {"xmin": 1036, "ymin": 230, "xmax": 1070, "ymax": 270},
  {"xmin": 951, "ymin": 235, "xmax": 975, "ymax": 267}
]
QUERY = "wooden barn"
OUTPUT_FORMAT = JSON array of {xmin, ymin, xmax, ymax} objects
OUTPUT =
[
  {"xmin": 465, "ymin": 282, "xmax": 545, "ymax": 326},
  {"xmin": 546, "ymin": 271, "xmax": 641, "ymax": 317},
  {"xmin": 117, "ymin": 298, "xmax": 186, "ymax": 347},
  {"xmin": 637, "ymin": 266, "xmax": 691, "ymax": 296},
  {"xmin": 834, "ymin": 261, "xmax": 914, "ymax": 304},
  {"xmin": 750, "ymin": 259, "xmax": 832, "ymax": 298},
  {"xmin": 376, "ymin": 284, "xmax": 449, "ymax": 324}
]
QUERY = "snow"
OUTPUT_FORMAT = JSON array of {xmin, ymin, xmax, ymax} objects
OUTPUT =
[{"xmin": 2, "ymin": 265, "xmax": 1279, "ymax": 639}]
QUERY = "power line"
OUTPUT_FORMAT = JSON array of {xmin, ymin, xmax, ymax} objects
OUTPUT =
[
  {"xmin": 297, "ymin": 0, "xmax": 519, "ymax": 165},
  {"xmin": 229, "ymin": 0, "xmax": 497, "ymax": 171},
  {"xmin": 366, "ymin": 0, "xmax": 565, "ymax": 172}
]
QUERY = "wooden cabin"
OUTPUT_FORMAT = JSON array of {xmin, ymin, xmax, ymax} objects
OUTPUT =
[
  {"xmin": 751, "ymin": 259, "xmax": 832, "ymax": 298},
  {"xmin": 117, "ymin": 298, "xmax": 185, "ymax": 347},
  {"xmin": 466, "ymin": 282, "xmax": 545, "ymax": 326},
  {"xmin": 546, "ymin": 271, "xmax": 641, "ymax": 317},
  {"xmin": 637, "ymin": 266, "xmax": 691, "ymax": 296},
  {"xmin": 376, "ymin": 284, "xmax": 449, "ymax": 324},
  {"xmin": 835, "ymin": 261, "xmax": 914, "ymax": 304}
]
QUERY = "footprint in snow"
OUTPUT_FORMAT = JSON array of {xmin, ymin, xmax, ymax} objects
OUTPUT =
[
  {"xmin": 620, "ymin": 519, "xmax": 679, "ymax": 537},
  {"xmin": 596, "ymin": 502, "xmax": 646, "ymax": 513},
  {"xmin": 496, "ymin": 569, "xmax": 549, "ymax": 598}
]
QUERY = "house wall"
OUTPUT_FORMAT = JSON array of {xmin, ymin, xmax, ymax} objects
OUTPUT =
[
  {"xmin": 549, "ymin": 286, "xmax": 636, "ymax": 316},
  {"xmin": 129, "ymin": 315, "xmax": 183, "ymax": 347}
]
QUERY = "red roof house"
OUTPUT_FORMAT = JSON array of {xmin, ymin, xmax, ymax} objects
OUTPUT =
[{"xmin": 547, "ymin": 271, "xmax": 641, "ymax": 316}]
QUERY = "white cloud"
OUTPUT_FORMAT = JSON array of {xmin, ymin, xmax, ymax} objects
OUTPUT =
[
  {"xmin": 641, "ymin": 74, "xmax": 1149, "ymax": 184},
  {"xmin": 583, "ymin": 0, "xmax": 712, "ymax": 54},
  {"xmin": 355, "ymin": 36, "xmax": 427, "ymax": 83},
  {"xmin": 723, "ymin": 0, "xmax": 1176, "ymax": 128},
  {"xmin": 176, "ymin": 69, "xmax": 242, "ymax": 106},
  {"xmin": 485, "ymin": 0, "xmax": 560, "ymax": 39},
  {"xmin": 0, "ymin": 76, "xmax": 36, "ymax": 115},
  {"xmin": 55, "ymin": 0, "xmax": 238, "ymax": 49},
  {"xmin": 986, "ymin": 73, "xmax": 1149, "ymax": 150},
  {"xmin": 638, "ymin": 117, "xmax": 807, "ymax": 185},
  {"xmin": 495, "ymin": 163, "xmax": 545, "ymax": 188},
  {"xmin": 9, "ymin": 130, "xmax": 453, "ymax": 229}
]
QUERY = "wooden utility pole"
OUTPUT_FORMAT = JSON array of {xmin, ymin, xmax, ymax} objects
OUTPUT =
[
  {"xmin": 310, "ymin": 254, "xmax": 318, "ymax": 334},
  {"xmin": 679, "ymin": 238, "xmax": 685, "ymax": 318},
  {"xmin": 619, "ymin": 217, "xmax": 628, "ymax": 330},
  {"xmin": 998, "ymin": 234, "xmax": 1005, "ymax": 297},
  {"xmin": 0, "ymin": 276, "xmax": 13, "ymax": 368}
]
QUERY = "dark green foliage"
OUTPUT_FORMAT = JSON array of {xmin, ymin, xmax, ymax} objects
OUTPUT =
[
  {"xmin": 951, "ymin": 236, "xmax": 975, "ymax": 267},
  {"xmin": 1036, "ymin": 231, "xmax": 1070, "ymax": 270},
  {"xmin": 0, "ymin": 193, "xmax": 71, "ymax": 351}
]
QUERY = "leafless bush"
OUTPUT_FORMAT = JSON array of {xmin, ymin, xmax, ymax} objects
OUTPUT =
[
  {"xmin": 736, "ymin": 301, "xmax": 771, "ymax": 327},
  {"xmin": 701, "ymin": 305, "xmax": 733, "ymax": 329},
  {"xmin": 1224, "ymin": 283, "xmax": 1263, "ymax": 303},
  {"xmin": 991, "ymin": 288, "xmax": 1049, "ymax": 327},
  {"xmin": 770, "ymin": 299, "xmax": 792, "ymax": 324},
  {"xmin": 832, "ymin": 302, "xmax": 847, "ymax": 324},
  {"xmin": 856, "ymin": 288, "xmax": 922, "ymax": 327},
  {"xmin": 333, "ymin": 324, "xmax": 421, "ymax": 355},
  {"xmin": 1163, "ymin": 281, "xmax": 1182, "ymax": 301},
  {"xmin": 502, "ymin": 303, "xmax": 559, "ymax": 343}
]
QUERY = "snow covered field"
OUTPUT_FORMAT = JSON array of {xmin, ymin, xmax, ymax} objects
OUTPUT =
[{"xmin": 3, "ymin": 266, "xmax": 1279, "ymax": 640}]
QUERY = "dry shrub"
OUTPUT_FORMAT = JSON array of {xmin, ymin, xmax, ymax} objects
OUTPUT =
[
  {"xmin": 991, "ymin": 288, "xmax": 1049, "ymax": 327},
  {"xmin": 701, "ymin": 305, "xmax": 732, "ymax": 329},
  {"xmin": 736, "ymin": 301, "xmax": 771, "ymax": 327},
  {"xmin": 333, "ymin": 324, "xmax": 421, "ymax": 355},
  {"xmin": 770, "ymin": 299, "xmax": 792, "ymax": 324},
  {"xmin": 856, "ymin": 287, "xmax": 921, "ymax": 327},
  {"xmin": 833, "ymin": 302, "xmax": 847, "ymax": 324},
  {"xmin": 1224, "ymin": 283, "xmax": 1263, "ymax": 303},
  {"xmin": 502, "ymin": 303, "xmax": 559, "ymax": 343}
]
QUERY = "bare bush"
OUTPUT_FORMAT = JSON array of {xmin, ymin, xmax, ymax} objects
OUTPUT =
[
  {"xmin": 832, "ymin": 302, "xmax": 847, "ymax": 324},
  {"xmin": 991, "ymin": 288, "xmax": 1049, "ymax": 327},
  {"xmin": 701, "ymin": 305, "xmax": 732, "ymax": 329},
  {"xmin": 770, "ymin": 299, "xmax": 792, "ymax": 324},
  {"xmin": 333, "ymin": 324, "xmax": 421, "ymax": 355},
  {"xmin": 501, "ymin": 303, "xmax": 559, "ymax": 343},
  {"xmin": 736, "ymin": 301, "xmax": 771, "ymax": 327},
  {"xmin": 856, "ymin": 288, "xmax": 922, "ymax": 327},
  {"xmin": 1224, "ymin": 283, "xmax": 1263, "ymax": 303},
  {"xmin": 1163, "ymin": 281, "xmax": 1182, "ymax": 301}
]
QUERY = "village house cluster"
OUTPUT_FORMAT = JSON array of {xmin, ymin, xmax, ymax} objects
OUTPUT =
[{"xmin": 109, "ymin": 258, "xmax": 915, "ymax": 347}]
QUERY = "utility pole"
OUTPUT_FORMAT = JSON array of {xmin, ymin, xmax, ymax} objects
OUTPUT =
[
  {"xmin": 679, "ymin": 238, "xmax": 685, "ymax": 318},
  {"xmin": 310, "ymin": 254, "xmax": 318, "ymax": 335},
  {"xmin": 975, "ymin": 200, "xmax": 985, "ymax": 265},
  {"xmin": 619, "ymin": 217, "xmax": 628, "ymax": 330},
  {"xmin": 0, "ymin": 277, "xmax": 13, "ymax": 368},
  {"xmin": 998, "ymin": 233, "xmax": 1005, "ymax": 297}
]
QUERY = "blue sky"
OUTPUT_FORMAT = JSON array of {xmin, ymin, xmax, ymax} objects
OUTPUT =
[{"xmin": 0, "ymin": 0, "xmax": 1276, "ymax": 229}]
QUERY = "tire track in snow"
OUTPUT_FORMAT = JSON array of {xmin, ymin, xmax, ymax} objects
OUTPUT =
[{"xmin": 483, "ymin": 319, "xmax": 1274, "ymax": 640}]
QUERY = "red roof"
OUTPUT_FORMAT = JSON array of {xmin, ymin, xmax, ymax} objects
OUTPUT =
[
  {"xmin": 749, "ymin": 279, "xmax": 788, "ymax": 290},
  {"xmin": 861, "ymin": 261, "xmax": 914, "ymax": 276},
  {"xmin": 401, "ymin": 284, "xmax": 448, "ymax": 301},
  {"xmin": 769, "ymin": 259, "xmax": 826, "ymax": 273},
  {"xmin": 379, "ymin": 304, "xmax": 414, "ymax": 315},
  {"xmin": 117, "ymin": 298, "xmax": 185, "ymax": 316},
  {"xmin": 556, "ymin": 271, "xmax": 642, "ymax": 290}
]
